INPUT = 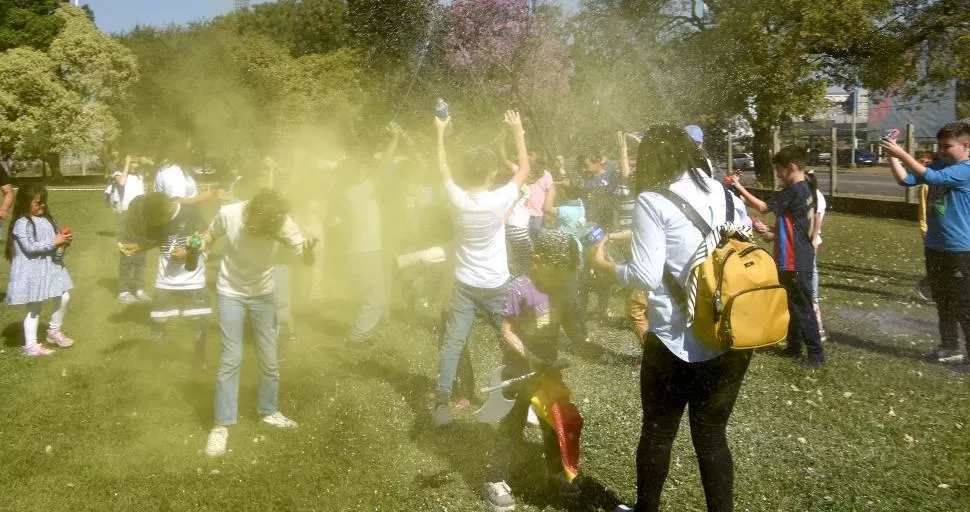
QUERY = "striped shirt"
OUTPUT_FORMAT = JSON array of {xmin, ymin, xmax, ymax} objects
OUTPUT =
[{"xmin": 766, "ymin": 181, "xmax": 816, "ymax": 272}]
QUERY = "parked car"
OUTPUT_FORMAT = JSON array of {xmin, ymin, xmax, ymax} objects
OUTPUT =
[
  {"xmin": 808, "ymin": 149, "xmax": 831, "ymax": 165},
  {"xmin": 731, "ymin": 153, "xmax": 754, "ymax": 170},
  {"xmin": 837, "ymin": 148, "xmax": 877, "ymax": 166}
]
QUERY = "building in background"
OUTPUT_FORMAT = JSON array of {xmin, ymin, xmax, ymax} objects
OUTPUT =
[{"xmin": 233, "ymin": 0, "xmax": 250, "ymax": 11}]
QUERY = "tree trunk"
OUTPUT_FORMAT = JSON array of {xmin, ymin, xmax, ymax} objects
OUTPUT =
[
  {"xmin": 751, "ymin": 121, "xmax": 774, "ymax": 187},
  {"xmin": 45, "ymin": 153, "xmax": 63, "ymax": 182}
]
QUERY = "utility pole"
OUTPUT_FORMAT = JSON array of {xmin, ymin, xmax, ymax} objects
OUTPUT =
[{"xmin": 849, "ymin": 88, "xmax": 858, "ymax": 169}]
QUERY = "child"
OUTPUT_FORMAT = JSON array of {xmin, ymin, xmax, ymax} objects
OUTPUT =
[
  {"xmin": 121, "ymin": 192, "xmax": 211, "ymax": 363},
  {"xmin": 115, "ymin": 155, "xmax": 152, "ymax": 304},
  {"xmin": 542, "ymin": 183, "xmax": 590, "ymax": 344},
  {"xmin": 431, "ymin": 110, "xmax": 531, "ymax": 426},
  {"xmin": 202, "ymin": 188, "xmax": 316, "ymax": 457},
  {"xmin": 731, "ymin": 146, "xmax": 824, "ymax": 367},
  {"xmin": 915, "ymin": 151, "xmax": 935, "ymax": 302},
  {"xmin": 882, "ymin": 122, "xmax": 970, "ymax": 364},
  {"xmin": 484, "ymin": 230, "xmax": 581, "ymax": 512},
  {"xmin": 5, "ymin": 184, "xmax": 74, "ymax": 356}
]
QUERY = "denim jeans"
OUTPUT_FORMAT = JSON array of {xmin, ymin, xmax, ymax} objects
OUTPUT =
[
  {"xmin": 779, "ymin": 270, "xmax": 824, "ymax": 361},
  {"xmin": 348, "ymin": 250, "xmax": 387, "ymax": 341},
  {"xmin": 435, "ymin": 280, "xmax": 508, "ymax": 403},
  {"xmin": 214, "ymin": 294, "xmax": 279, "ymax": 425},
  {"xmin": 118, "ymin": 251, "xmax": 147, "ymax": 294},
  {"xmin": 273, "ymin": 265, "xmax": 292, "ymax": 328}
]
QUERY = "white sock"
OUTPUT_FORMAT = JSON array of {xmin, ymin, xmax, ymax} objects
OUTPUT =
[
  {"xmin": 23, "ymin": 304, "xmax": 41, "ymax": 347},
  {"xmin": 49, "ymin": 292, "xmax": 70, "ymax": 332}
]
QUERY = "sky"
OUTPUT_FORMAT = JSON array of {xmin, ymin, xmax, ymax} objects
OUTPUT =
[{"xmin": 87, "ymin": 0, "xmax": 580, "ymax": 35}]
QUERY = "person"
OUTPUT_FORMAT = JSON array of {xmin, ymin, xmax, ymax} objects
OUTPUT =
[
  {"xmin": 0, "ymin": 160, "xmax": 13, "ymax": 241},
  {"xmin": 914, "ymin": 151, "xmax": 935, "ymax": 302},
  {"xmin": 431, "ymin": 110, "xmax": 531, "ymax": 426},
  {"xmin": 806, "ymin": 171, "xmax": 827, "ymax": 342},
  {"xmin": 590, "ymin": 125, "xmax": 752, "ymax": 512},
  {"xmin": 201, "ymin": 188, "xmax": 317, "ymax": 457},
  {"xmin": 525, "ymin": 153, "xmax": 553, "ymax": 236},
  {"xmin": 580, "ymin": 150, "xmax": 619, "ymax": 321},
  {"xmin": 484, "ymin": 230, "xmax": 581, "ymax": 512},
  {"xmin": 103, "ymin": 150, "xmax": 121, "ymax": 209},
  {"xmin": 683, "ymin": 124, "xmax": 721, "ymax": 180},
  {"xmin": 5, "ymin": 183, "xmax": 75, "ymax": 356},
  {"xmin": 154, "ymin": 144, "xmax": 218, "ymax": 207},
  {"xmin": 340, "ymin": 123, "xmax": 402, "ymax": 343},
  {"xmin": 881, "ymin": 122, "xmax": 970, "ymax": 365},
  {"xmin": 542, "ymin": 183, "xmax": 591, "ymax": 344},
  {"xmin": 120, "ymin": 192, "xmax": 210, "ymax": 365},
  {"xmin": 497, "ymin": 129, "xmax": 535, "ymax": 278},
  {"xmin": 731, "ymin": 146, "xmax": 824, "ymax": 368},
  {"xmin": 115, "ymin": 155, "xmax": 152, "ymax": 304}
]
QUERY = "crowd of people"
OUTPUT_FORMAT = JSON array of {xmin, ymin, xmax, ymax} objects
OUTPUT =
[{"xmin": 3, "ymin": 108, "xmax": 969, "ymax": 511}]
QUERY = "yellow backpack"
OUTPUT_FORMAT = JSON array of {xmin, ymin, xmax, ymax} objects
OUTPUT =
[{"xmin": 661, "ymin": 188, "xmax": 789, "ymax": 350}]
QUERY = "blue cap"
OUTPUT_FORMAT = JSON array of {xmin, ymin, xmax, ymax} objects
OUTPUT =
[{"xmin": 684, "ymin": 125, "xmax": 703, "ymax": 144}]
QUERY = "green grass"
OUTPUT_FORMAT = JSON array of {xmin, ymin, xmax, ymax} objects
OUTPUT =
[{"xmin": 0, "ymin": 192, "xmax": 968, "ymax": 511}]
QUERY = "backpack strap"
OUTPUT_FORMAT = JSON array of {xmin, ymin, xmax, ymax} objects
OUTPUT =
[
  {"xmin": 656, "ymin": 188, "xmax": 710, "ymax": 313},
  {"xmin": 723, "ymin": 185, "xmax": 735, "ymax": 223}
]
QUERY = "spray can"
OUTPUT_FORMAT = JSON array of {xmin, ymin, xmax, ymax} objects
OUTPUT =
[
  {"xmin": 184, "ymin": 234, "xmax": 203, "ymax": 272},
  {"xmin": 55, "ymin": 226, "xmax": 71, "ymax": 262},
  {"xmin": 435, "ymin": 98, "xmax": 449, "ymax": 120},
  {"xmin": 882, "ymin": 128, "xmax": 901, "ymax": 142}
]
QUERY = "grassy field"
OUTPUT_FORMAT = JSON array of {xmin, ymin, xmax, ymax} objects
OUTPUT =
[{"xmin": 0, "ymin": 191, "xmax": 967, "ymax": 512}]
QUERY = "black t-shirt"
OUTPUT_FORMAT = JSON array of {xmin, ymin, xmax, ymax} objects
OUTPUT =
[
  {"xmin": 0, "ymin": 167, "xmax": 10, "ymax": 188},
  {"xmin": 583, "ymin": 169, "xmax": 618, "ymax": 229},
  {"xmin": 766, "ymin": 180, "xmax": 816, "ymax": 272}
]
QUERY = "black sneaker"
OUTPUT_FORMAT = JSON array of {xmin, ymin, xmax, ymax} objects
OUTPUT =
[
  {"xmin": 551, "ymin": 472, "xmax": 581, "ymax": 498},
  {"xmin": 484, "ymin": 481, "xmax": 516, "ymax": 512},
  {"xmin": 432, "ymin": 404, "xmax": 453, "ymax": 427},
  {"xmin": 797, "ymin": 357, "xmax": 825, "ymax": 369},
  {"xmin": 776, "ymin": 346, "xmax": 801, "ymax": 358},
  {"xmin": 923, "ymin": 348, "xmax": 965, "ymax": 364},
  {"xmin": 915, "ymin": 278, "xmax": 934, "ymax": 302}
]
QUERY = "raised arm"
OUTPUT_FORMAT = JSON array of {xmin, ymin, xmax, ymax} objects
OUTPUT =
[
  {"xmin": 619, "ymin": 131, "xmax": 631, "ymax": 179},
  {"xmin": 435, "ymin": 116, "xmax": 452, "ymax": 184},
  {"xmin": 731, "ymin": 181, "xmax": 770, "ymax": 213},
  {"xmin": 505, "ymin": 110, "xmax": 530, "ymax": 187},
  {"xmin": 496, "ymin": 128, "xmax": 517, "ymax": 171},
  {"xmin": 116, "ymin": 155, "xmax": 132, "ymax": 186},
  {"xmin": 378, "ymin": 123, "xmax": 403, "ymax": 173},
  {"xmin": 880, "ymin": 139, "xmax": 925, "ymax": 177}
]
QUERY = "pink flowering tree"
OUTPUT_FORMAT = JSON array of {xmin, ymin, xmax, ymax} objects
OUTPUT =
[{"xmin": 441, "ymin": 0, "xmax": 573, "ymax": 152}]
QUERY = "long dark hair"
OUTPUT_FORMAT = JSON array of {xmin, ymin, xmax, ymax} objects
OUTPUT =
[
  {"xmin": 805, "ymin": 169, "xmax": 819, "ymax": 209},
  {"xmin": 634, "ymin": 124, "xmax": 711, "ymax": 195},
  {"xmin": 5, "ymin": 183, "xmax": 57, "ymax": 261}
]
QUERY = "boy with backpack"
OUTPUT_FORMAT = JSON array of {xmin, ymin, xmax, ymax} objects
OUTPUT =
[{"xmin": 731, "ymin": 146, "xmax": 824, "ymax": 368}]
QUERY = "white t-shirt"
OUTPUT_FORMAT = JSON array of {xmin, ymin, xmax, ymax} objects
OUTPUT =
[
  {"xmin": 446, "ymin": 180, "xmax": 518, "ymax": 289},
  {"xmin": 344, "ymin": 178, "xmax": 382, "ymax": 253},
  {"xmin": 154, "ymin": 164, "xmax": 198, "ymax": 200},
  {"xmin": 815, "ymin": 189, "xmax": 827, "ymax": 246},
  {"xmin": 208, "ymin": 202, "xmax": 305, "ymax": 298},
  {"xmin": 117, "ymin": 173, "xmax": 146, "ymax": 213}
]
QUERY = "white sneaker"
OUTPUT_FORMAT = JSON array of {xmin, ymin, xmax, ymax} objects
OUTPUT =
[
  {"xmin": 117, "ymin": 292, "xmax": 138, "ymax": 305},
  {"xmin": 261, "ymin": 411, "xmax": 298, "ymax": 429},
  {"xmin": 484, "ymin": 481, "xmax": 516, "ymax": 512},
  {"xmin": 205, "ymin": 426, "xmax": 228, "ymax": 457},
  {"xmin": 134, "ymin": 290, "xmax": 152, "ymax": 302}
]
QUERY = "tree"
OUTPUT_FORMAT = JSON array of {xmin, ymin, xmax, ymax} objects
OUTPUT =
[
  {"xmin": 0, "ymin": 0, "xmax": 65, "ymax": 52},
  {"xmin": 0, "ymin": 4, "xmax": 136, "ymax": 180},
  {"xmin": 437, "ymin": 0, "xmax": 573, "ymax": 154},
  {"xmin": 666, "ymin": 0, "xmax": 905, "ymax": 183}
]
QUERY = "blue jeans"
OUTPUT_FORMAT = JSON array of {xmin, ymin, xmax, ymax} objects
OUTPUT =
[
  {"xmin": 435, "ymin": 280, "xmax": 508, "ymax": 403},
  {"xmin": 348, "ymin": 250, "xmax": 387, "ymax": 341},
  {"xmin": 214, "ymin": 294, "xmax": 279, "ymax": 425}
]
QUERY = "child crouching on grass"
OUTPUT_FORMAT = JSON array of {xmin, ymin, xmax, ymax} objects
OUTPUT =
[
  {"xmin": 485, "ymin": 230, "xmax": 581, "ymax": 512},
  {"xmin": 5, "ymin": 183, "xmax": 74, "ymax": 356},
  {"xmin": 120, "ymin": 192, "xmax": 211, "ymax": 366}
]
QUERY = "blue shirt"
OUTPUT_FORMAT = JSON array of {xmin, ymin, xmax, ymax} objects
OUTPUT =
[
  {"xmin": 555, "ymin": 200, "xmax": 586, "ymax": 241},
  {"xmin": 903, "ymin": 159, "xmax": 970, "ymax": 252},
  {"xmin": 766, "ymin": 181, "xmax": 816, "ymax": 272}
]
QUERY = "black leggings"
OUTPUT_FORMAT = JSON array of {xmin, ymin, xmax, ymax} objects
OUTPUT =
[
  {"xmin": 635, "ymin": 334, "xmax": 751, "ymax": 512},
  {"xmin": 925, "ymin": 248, "xmax": 970, "ymax": 351}
]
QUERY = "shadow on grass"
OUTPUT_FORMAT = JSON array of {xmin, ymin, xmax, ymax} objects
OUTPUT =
[
  {"xmin": 818, "ymin": 261, "xmax": 921, "ymax": 282},
  {"xmin": 563, "ymin": 338, "xmax": 641, "ymax": 369},
  {"xmin": 345, "ymin": 356, "xmax": 624, "ymax": 511},
  {"xmin": 827, "ymin": 330, "xmax": 925, "ymax": 361},
  {"xmin": 825, "ymin": 282, "xmax": 915, "ymax": 301},
  {"xmin": 95, "ymin": 230, "xmax": 116, "ymax": 238},
  {"xmin": 107, "ymin": 303, "xmax": 153, "ymax": 326},
  {"xmin": 2, "ymin": 321, "xmax": 21, "ymax": 347}
]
